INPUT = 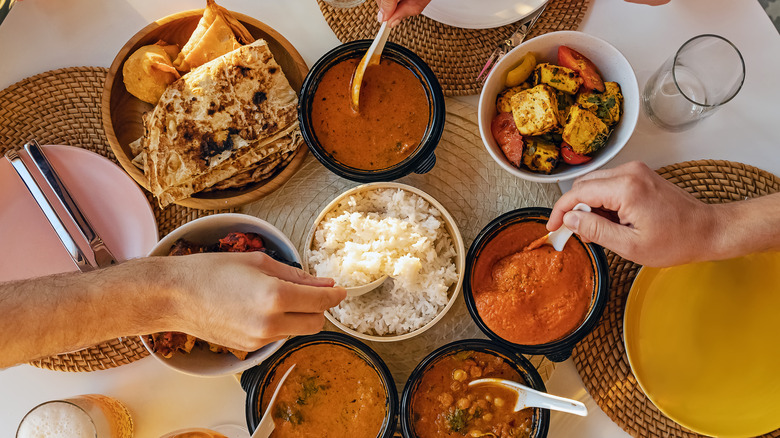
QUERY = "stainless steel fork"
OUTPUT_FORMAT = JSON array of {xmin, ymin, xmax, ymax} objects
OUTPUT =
[{"xmin": 477, "ymin": 2, "xmax": 549, "ymax": 83}]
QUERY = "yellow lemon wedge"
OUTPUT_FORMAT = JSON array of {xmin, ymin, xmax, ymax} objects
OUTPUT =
[
  {"xmin": 624, "ymin": 252, "xmax": 780, "ymax": 438},
  {"xmin": 504, "ymin": 52, "xmax": 537, "ymax": 87}
]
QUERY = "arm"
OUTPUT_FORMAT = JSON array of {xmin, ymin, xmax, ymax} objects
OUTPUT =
[
  {"xmin": 0, "ymin": 252, "xmax": 345, "ymax": 368},
  {"xmin": 375, "ymin": 0, "xmax": 431, "ymax": 27},
  {"xmin": 548, "ymin": 161, "xmax": 780, "ymax": 267}
]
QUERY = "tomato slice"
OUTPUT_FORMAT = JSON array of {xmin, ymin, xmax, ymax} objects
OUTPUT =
[
  {"xmin": 558, "ymin": 46, "xmax": 605, "ymax": 92},
  {"xmin": 491, "ymin": 113, "xmax": 524, "ymax": 167},
  {"xmin": 561, "ymin": 142, "xmax": 592, "ymax": 165}
]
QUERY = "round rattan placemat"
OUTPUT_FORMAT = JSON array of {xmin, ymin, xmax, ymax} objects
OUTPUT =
[
  {"xmin": 0, "ymin": 67, "xmax": 235, "ymax": 372},
  {"xmin": 243, "ymin": 99, "xmax": 561, "ymax": 392},
  {"xmin": 571, "ymin": 160, "xmax": 780, "ymax": 438},
  {"xmin": 318, "ymin": 0, "xmax": 590, "ymax": 96}
]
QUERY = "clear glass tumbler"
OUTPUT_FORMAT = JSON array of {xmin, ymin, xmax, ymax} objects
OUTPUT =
[
  {"xmin": 16, "ymin": 394, "xmax": 133, "ymax": 438},
  {"xmin": 642, "ymin": 34, "xmax": 745, "ymax": 132}
]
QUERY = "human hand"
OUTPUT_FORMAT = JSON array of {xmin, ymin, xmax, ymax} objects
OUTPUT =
[
  {"xmin": 160, "ymin": 252, "xmax": 346, "ymax": 352},
  {"xmin": 375, "ymin": 0, "xmax": 432, "ymax": 27},
  {"xmin": 547, "ymin": 161, "xmax": 717, "ymax": 267}
]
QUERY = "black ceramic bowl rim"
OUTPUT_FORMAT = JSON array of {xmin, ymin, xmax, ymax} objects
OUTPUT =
[
  {"xmin": 298, "ymin": 40, "xmax": 445, "ymax": 182},
  {"xmin": 240, "ymin": 331, "xmax": 398, "ymax": 438},
  {"xmin": 399, "ymin": 338, "xmax": 550, "ymax": 438},
  {"xmin": 463, "ymin": 207, "xmax": 610, "ymax": 362}
]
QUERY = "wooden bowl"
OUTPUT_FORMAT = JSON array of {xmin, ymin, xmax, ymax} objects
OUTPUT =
[{"xmin": 102, "ymin": 9, "xmax": 308, "ymax": 210}]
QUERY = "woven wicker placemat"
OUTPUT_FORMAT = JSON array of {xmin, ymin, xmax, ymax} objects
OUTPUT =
[
  {"xmin": 243, "ymin": 99, "xmax": 561, "ymax": 393},
  {"xmin": 0, "ymin": 67, "xmax": 235, "ymax": 372},
  {"xmin": 318, "ymin": 0, "xmax": 589, "ymax": 96},
  {"xmin": 571, "ymin": 160, "xmax": 780, "ymax": 438}
]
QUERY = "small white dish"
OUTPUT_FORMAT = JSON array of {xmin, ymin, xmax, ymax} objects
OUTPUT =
[
  {"xmin": 142, "ymin": 213, "xmax": 299, "ymax": 377},
  {"xmin": 422, "ymin": 0, "xmax": 546, "ymax": 29},
  {"xmin": 478, "ymin": 31, "xmax": 640, "ymax": 183},
  {"xmin": 303, "ymin": 182, "xmax": 466, "ymax": 343}
]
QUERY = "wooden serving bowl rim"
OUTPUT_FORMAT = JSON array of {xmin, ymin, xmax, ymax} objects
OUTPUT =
[{"xmin": 101, "ymin": 9, "xmax": 309, "ymax": 210}]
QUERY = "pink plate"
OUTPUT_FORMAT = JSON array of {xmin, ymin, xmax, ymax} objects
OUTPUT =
[{"xmin": 0, "ymin": 145, "xmax": 158, "ymax": 281}]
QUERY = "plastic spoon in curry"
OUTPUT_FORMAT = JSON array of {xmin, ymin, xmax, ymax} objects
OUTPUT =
[
  {"xmin": 469, "ymin": 378, "xmax": 587, "ymax": 416},
  {"xmin": 350, "ymin": 20, "xmax": 391, "ymax": 111},
  {"xmin": 524, "ymin": 203, "xmax": 591, "ymax": 252},
  {"xmin": 251, "ymin": 364, "xmax": 296, "ymax": 438}
]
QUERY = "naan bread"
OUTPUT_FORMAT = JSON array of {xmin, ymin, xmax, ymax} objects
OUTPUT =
[
  {"xmin": 144, "ymin": 39, "xmax": 300, "ymax": 207},
  {"xmin": 173, "ymin": 0, "xmax": 254, "ymax": 72},
  {"xmin": 123, "ymin": 41, "xmax": 181, "ymax": 105}
]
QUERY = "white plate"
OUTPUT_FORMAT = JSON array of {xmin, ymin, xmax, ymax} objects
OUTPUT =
[
  {"xmin": 0, "ymin": 145, "xmax": 158, "ymax": 281},
  {"xmin": 422, "ymin": 0, "xmax": 546, "ymax": 29}
]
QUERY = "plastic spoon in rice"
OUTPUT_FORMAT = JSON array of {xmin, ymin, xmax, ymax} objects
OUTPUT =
[
  {"xmin": 344, "ymin": 275, "xmax": 389, "ymax": 297},
  {"xmin": 251, "ymin": 364, "xmax": 296, "ymax": 438},
  {"xmin": 469, "ymin": 378, "xmax": 588, "ymax": 416},
  {"xmin": 525, "ymin": 203, "xmax": 591, "ymax": 252},
  {"xmin": 350, "ymin": 20, "xmax": 391, "ymax": 112}
]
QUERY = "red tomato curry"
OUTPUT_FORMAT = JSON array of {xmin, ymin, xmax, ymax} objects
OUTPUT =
[
  {"xmin": 412, "ymin": 351, "xmax": 534, "ymax": 438},
  {"xmin": 311, "ymin": 57, "xmax": 429, "ymax": 170},
  {"xmin": 260, "ymin": 343, "xmax": 387, "ymax": 438},
  {"xmin": 473, "ymin": 221, "xmax": 594, "ymax": 345}
]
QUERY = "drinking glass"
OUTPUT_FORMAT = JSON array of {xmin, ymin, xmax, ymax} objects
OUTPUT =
[
  {"xmin": 642, "ymin": 34, "xmax": 745, "ymax": 132},
  {"xmin": 16, "ymin": 394, "xmax": 133, "ymax": 438}
]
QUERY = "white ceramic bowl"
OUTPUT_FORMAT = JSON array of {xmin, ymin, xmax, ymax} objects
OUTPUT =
[
  {"xmin": 478, "ymin": 31, "xmax": 639, "ymax": 183},
  {"xmin": 303, "ymin": 182, "xmax": 466, "ymax": 343},
  {"xmin": 142, "ymin": 213, "xmax": 298, "ymax": 377}
]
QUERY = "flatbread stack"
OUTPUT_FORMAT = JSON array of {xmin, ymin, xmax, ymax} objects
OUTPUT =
[
  {"xmin": 124, "ymin": 1, "xmax": 302, "ymax": 208},
  {"xmin": 143, "ymin": 39, "xmax": 301, "ymax": 207}
]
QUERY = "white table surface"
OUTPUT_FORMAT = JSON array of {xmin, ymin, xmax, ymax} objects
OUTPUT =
[{"xmin": 1, "ymin": 1, "xmax": 778, "ymax": 437}]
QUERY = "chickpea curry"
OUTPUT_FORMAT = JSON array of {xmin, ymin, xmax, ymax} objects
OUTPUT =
[
  {"xmin": 260, "ymin": 343, "xmax": 387, "ymax": 438},
  {"xmin": 412, "ymin": 351, "xmax": 534, "ymax": 438},
  {"xmin": 311, "ymin": 57, "xmax": 430, "ymax": 170}
]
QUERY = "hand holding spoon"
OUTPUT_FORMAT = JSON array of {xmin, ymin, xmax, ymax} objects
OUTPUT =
[
  {"xmin": 469, "ymin": 378, "xmax": 587, "ymax": 416},
  {"xmin": 525, "ymin": 203, "xmax": 591, "ymax": 252},
  {"xmin": 350, "ymin": 20, "xmax": 391, "ymax": 111}
]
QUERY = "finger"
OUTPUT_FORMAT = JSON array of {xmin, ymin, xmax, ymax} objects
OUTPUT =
[
  {"xmin": 376, "ymin": 0, "xmax": 397, "ymax": 22},
  {"xmin": 242, "ymin": 335, "xmax": 288, "ymax": 352},
  {"xmin": 547, "ymin": 177, "xmax": 631, "ymax": 231},
  {"xmin": 263, "ymin": 312, "xmax": 328, "ymax": 338},
  {"xmin": 563, "ymin": 210, "xmax": 637, "ymax": 254},
  {"xmin": 387, "ymin": 0, "xmax": 430, "ymax": 26},
  {"xmin": 252, "ymin": 252, "xmax": 335, "ymax": 287},
  {"xmin": 273, "ymin": 282, "xmax": 347, "ymax": 314}
]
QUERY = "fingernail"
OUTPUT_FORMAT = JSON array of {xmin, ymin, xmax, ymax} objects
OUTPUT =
[
  {"xmin": 377, "ymin": 10, "xmax": 384, "ymax": 22},
  {"xmin": 563, "ymin": 212, "xmax": 580, "ymax": 230}
]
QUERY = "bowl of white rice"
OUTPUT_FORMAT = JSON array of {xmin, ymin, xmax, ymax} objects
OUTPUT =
[{"xmin": 304, "ymin": 182, "xmax": 465, "ymax": 342}]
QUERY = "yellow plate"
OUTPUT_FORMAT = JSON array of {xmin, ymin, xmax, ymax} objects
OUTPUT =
[{"xmin": 624, "ymin": 253, "xmax": 780, "ymax": 438}]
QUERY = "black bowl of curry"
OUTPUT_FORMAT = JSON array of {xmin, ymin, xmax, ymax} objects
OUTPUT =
[
  {"xmin": 400, "ymin": 339, "xmax": 550, "ymax": 438},
  {"xmin": 463, "ymin": 207, "xmax": 609, "ymax": 362},
  {"xmin": 240, "ymin": 331, "xmax": 398, "ymax": 438},
  {"xmin": 298, "ymin": 40, "xmax": 445, "ymax": 182}
]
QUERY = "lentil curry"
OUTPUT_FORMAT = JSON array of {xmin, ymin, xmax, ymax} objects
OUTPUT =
[
  {"xmin": 311, "ymin": 57, "xmax": 429, "ymax": 170},
  {"xmin": 260, "ymin": 343, "xmax": 387, "ymax": 438},
  {"xmin": 412, "ymin": 351, "xmax": 534, "ymax": 438}
]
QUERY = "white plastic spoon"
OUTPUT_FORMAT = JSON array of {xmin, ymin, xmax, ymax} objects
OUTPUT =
[
  {"xmin": 469, "ymin": 378, "xmax": 587, "ymax": 417},
  {"xmin": 251, "ymin": 364, "xmax": 296, "ymax": 438},
  {"xmin": 349, "ymin": 20, "xmax": 391, "ymax": 111},
  {"xmin": 344, "ymin": 275, "xmax": 388, "ymax": 297},
  {"xmin": 525, "ymin": 203, "xmax": 591, "ymax": 252}
]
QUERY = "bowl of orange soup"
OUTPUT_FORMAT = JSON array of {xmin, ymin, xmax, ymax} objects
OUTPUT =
[
  {"xmin": 401, "ymin": 339, "xmax": 550, "ymax": 438},
  {"xmin": 240, "ymin": 331, "xmax": 397, "ymax": 438},
  {"xmin": 298, "ymin": 40, "xmax": 445, "ymax": 182},
  {"xmin": 463, "ymin": 208, "xmax": 609, "ymax": 362}
]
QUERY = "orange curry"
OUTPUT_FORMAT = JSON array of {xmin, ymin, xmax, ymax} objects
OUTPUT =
[
  {"xmin": 412, "ymin": 351, "xmax": 534, "ymax": 438},
  {"xmin": 473, "ymin": 221, "xmax": 594, "ymax": 345},
  {"xmin": 311, "ymin": 57, "xmax": 429, "ymax": 170},
  {"xmin": 260, "ymin": 343, "xmax": 387, "ymax": 438}
]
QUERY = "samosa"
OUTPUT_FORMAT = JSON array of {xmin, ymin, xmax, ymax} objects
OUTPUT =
[{"xmin": 122, "ymin": 41, "xmax": 180, "ymax": 105}]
